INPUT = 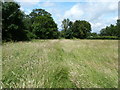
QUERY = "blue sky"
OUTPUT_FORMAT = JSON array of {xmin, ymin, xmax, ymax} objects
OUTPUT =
[{"xmin": 15, "ymin": 0, "xmax": 119, "ymax": 33}]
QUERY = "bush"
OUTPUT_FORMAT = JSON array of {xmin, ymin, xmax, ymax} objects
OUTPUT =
[
  {"xmin": 87, "ymin": 36, "xmax": 118, "ymax": 40},
  {"xmin": 26, "ymin": 30, "xmax": 36, "ymax": 40}
]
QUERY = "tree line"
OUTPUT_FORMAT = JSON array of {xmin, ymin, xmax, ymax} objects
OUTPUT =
[
  {"xmin": 2, "ymin": 1, "xmax": 59, "ymax": 41},
  {"xmin": 2, "ymin": 1, "xmax": 120, "ymax": 42},
  {"xmin": 89, "ymin": 21, "xmax": 120, "ymax": 39}
]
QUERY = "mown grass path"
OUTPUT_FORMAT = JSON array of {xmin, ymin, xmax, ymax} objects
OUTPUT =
[{"xmin": 2, "ymin": 40, "xmax": 118, "ymax": 88}]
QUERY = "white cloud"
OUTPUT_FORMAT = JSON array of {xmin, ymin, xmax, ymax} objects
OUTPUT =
[
  {"xmin": 15, "ymin": 0, "xmax": 42, "ymax": 14},
  {"xmin": 108, "ymin": 2, "xmax": 118, "ymax": 11},
  {"xmin": 62, "ymin": 2, "xmax": 118, "ymax": 33},
  {"xmin": 6, "ymin": 0, "xmax": 120, "ymax": 2},
  {"xmin": 17, "ymin": 0, "xmax": 119, "ymax": 2},
  {"xmin": 88, "ymin": 2, "xmax": 117, "ymax": 21},
  {"xmin": 15, "ymin": 0, "xmax": 41, "ymax": 2},
  {"xmin": 64, "ymin": 2, "xmax": 117, "ymax": 21},
  {"xmin": 40, "ymin": 2, "xmax": 55, "ymax": 7},
  {"xmin": 91, "ymin": 16, "xmax": 118, "ymax": 33},
  {"xmin": 113, "ymin": 16, "xmax": 118, "ymax": 21},
  {"xmin": 91, "ymin": 23, "xmax": 102, "ymax": 28},
  {"xmin": 86, "ymin": 0, "xmax": 119, "ymax": 2},
  {"xmin": 15, "ymin": 0, "xmax": 41, "ymax": 8},
  {"xmin": 64, "ymin": 4, "xmax": 84, "ymax": 20},
  {"xmin": 91, "ymin": 22, "xmax": 105, "ymax": 33}
]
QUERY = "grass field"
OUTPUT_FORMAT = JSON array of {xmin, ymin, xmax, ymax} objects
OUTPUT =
[{"xmin": 2, "ymin": 39, "xmax": 118, "ymax": 88}]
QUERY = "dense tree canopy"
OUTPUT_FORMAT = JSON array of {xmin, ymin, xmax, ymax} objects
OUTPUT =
[
  {"xmin": 72, "ymin": 20, "xmax": 91, "ymax": 39},
  {"xmin": 2, "ymin": 2, "xmax": 29, "ymax": 41},
  {"xmin": 2, "ymin": 2, "xmax": 59, "ymax": 41},
  {"xmin": 61, "ymin": 19, "xmax": 91, "ymax": 39},
  {"xmin": 29, "ymin": 9, "xmax": 51, "ymax": 27},
  {"xmin": 0, "ymin": 2, "xmax": 2, "ymax": 41},
  {"xmin": 29, "ymin": 9, "xmax": 59, "ymax": 39},
  {"xmin": 117, "ymin": 19, "xmax": 120, "ymax": 37},
  {"xmin": 32, "ymin": 16, "xmax": 59, "ymax": 39},
  {"xmin": 100, "ymin": 24, "xmax": 118, "ymax": 37},
  {"xmin": 29, "ymin": 9, "xmax": 51, "ymax": 18}
]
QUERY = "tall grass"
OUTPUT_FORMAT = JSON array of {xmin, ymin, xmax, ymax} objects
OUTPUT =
[{"xmin": 2, "ymin": 40, "xmax": 118, "ymax": 88}]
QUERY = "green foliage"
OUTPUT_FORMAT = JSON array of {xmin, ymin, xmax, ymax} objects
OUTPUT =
[
  {"xmin": 23, "ymin": 15, "xmax": 32, "ymax": 32},
  {"xmin": 61, "ymin": 19, "xmax": 73, "ymax": 39},
  {"xmin": 30, "ymin": 9, "xmax": 59, "ymax": 39},
  {"xmin": 117, "ymin": 19, "xmax": 120, "ymax": 38},
  {"xmin": 87, "ymin": 36, "xmax": 118, "ymax": 40},
  {"xmin": 100, "ymin": 24, "xmax": 118, "ymax": 37},
  {"xmin": 61, "ymin": 19, "xmax": 91, "ymax": 39},
  {"xmin": 2, "ymin": 2, "xmax": 59, "ymax": 41},
  {"xmin": 62, "ymin": 18, "xmax": 71, "ymax": 32},
  {"xmin": 72, "ymin": 20, "xmax": 91, "ymax": 39},
  {"xmin": 25, "ymin": 30, "xmax": 36, "ymax": 40},
  {"xmin": 2, "ymin": 2, "xmax": 30, "ymax": 41},
  {"xmin": 90, "ymin": 32, "xmax": 98, "ymax": 37},
  {"xmin": 29, "ymin": 9, "xmax": 51, "ymax": 19}
]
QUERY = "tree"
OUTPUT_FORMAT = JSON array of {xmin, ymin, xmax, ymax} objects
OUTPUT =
[
  {"xmin": 100, "ymin": 24, "xmax": 118, "ymax": 37},
  {"xmin": 0, "ymin": 2, "xmax": 2, "ymax": 41},
  {"xmin": 29, "ymin": 9, "xmax": 51, "ymax": 24},
  {"xmin": 61, "ymin": 19, "xmax": 73, "ymax": 38},
  {"xmin": 2, "ymin": 1, "xmax": 29, "ymax": 41},
  {"xmin": 62, "ymin": 18, "xmax": 70, "ymax": 32},
  {"xmin": 117, "ymin": 19, "xmax": 120, "ymax": 37},
  {"xmin": 22, "ymin": 14, "xmax": 36, "ymax": 39},
  {"xmin": 23, "ymin": 15, "xmax": 32, "ymax": 31},
  {"xmin": 72, "ymin": 20, "xmax": 91, "ymax": 39},
  {"xmin": 30, "ymin": 9, "xmax": 59, "ymax": 39},
  {"xmin": 61, "ymin": 19, "xmax": 91, "ymax": 39},
  {"xmin": 90, "ymin": 32, "xmax": 98, "ymax": 37}
]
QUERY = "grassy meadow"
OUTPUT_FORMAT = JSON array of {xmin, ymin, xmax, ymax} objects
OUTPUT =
[{"xmin": 2, "ymin": 39, "xmax": 118, "ymax": 88}]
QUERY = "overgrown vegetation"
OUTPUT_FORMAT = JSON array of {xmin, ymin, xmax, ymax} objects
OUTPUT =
[
  {"xmin": 2, "ymin": 40, "xmax": 118, "ymax": 88},
  {"xmin": 2, "ymin": 1, "xmax": 119, "ymax": 88}
]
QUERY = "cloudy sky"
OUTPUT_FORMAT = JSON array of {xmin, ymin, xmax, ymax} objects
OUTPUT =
[{"xmin": 14, "ymin": 0, "xmax": 119, "ymax": 33}]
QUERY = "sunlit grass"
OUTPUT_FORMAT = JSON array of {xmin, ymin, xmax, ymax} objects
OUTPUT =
[{"xmin": 2, "ymin": 39, "xmax": 118, "ymax": 88}]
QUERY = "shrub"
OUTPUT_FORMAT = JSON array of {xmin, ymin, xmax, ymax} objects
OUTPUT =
[{"xmin": 87, "ymin": 36, "xmax": 118, "ymax": 40}]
